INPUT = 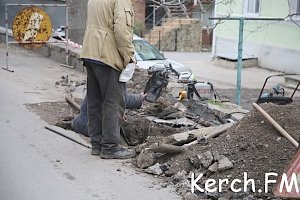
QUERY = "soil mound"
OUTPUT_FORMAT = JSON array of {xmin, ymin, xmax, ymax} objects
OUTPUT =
[{"xmin": 154, "ymin": 102, "xmax": 300, "ymax": 199}]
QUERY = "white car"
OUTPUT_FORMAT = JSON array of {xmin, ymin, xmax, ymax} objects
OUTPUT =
[
  {"xmin": 52, "ymin": 26, "xmax": 65, "ymax": 40},
  {"xmin": 52, "ymin": 28, "xmax": 191, "ymax": 74},
  {"xmin": 133, "ymin": 35, "xmax": 192, "ymax": 75}
]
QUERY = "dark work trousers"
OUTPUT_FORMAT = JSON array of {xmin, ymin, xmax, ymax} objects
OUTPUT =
[{"xmin": 85, "ymin": 61, "xmax": 125, "ymax": 151}]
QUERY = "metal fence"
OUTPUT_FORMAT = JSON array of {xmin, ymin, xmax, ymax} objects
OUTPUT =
[{"xmin": 2, "ymin": 3, "xmax": 69, "ymax": 72}]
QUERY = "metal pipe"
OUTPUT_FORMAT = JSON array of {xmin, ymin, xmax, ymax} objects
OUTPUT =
[
  {"xmin": 7, "ymin": 4, "xmax": 65, "ymax": 6},
  {"xmin": 211, "ymin": 1, "xmax": 218, "ymax": 58},
  {"xmin": 7, "ymin": 41, "xmax": 68, "ymax": 44},
  {"xmin": 158, "ymin": 30, "xmax": 161, "ymax": 51},
  {"xmin": 45, "ymin": 126, "xmax": 91, "ymax": 149},
  {"xmin": 65, "ymin": 2, "xmax": 69, "ymax": 65},
  {"xmin": 175, "ymin": 29, "xmax": 178, "ymax": 51},
  {"xmin": 291, "ymin": 81, "xmax": 300, "ymax": 99},
  {"xmin": 153, "ymin": 6, "xmax": 156, "ymax": 29},
  {"xmin": 5, "ymin": 4, "xmax": 9, "ymax": 70},
  {"xmin": 235, "ymin": 18, "xmax": 244, "ymax": 105},
  {"xmin": 210, "ymin": 17, "xmax": 285, "ymax": 21},
  {"xmin": 2, "ymin": 4, "xmax": 14, "ymax": 72},
  {"xmin": 209, "ymin": 16, "xmax": 284, "ymax": 105},
  {"xmin": 252, "ymin": 103, "xmax": 299, "ymax": 148}
]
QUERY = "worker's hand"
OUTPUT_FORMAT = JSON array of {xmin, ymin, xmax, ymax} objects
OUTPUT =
[
  {"xmin": 123, "ymin": 114, "xmax": 128, "ymax": 122},
  {"xmin": 129, "ymin": 55, "xmax": 136, "ymax": 64},
  {"xmin": 140, "ymin": 93, "xmax": 147, "ymax": 99}
]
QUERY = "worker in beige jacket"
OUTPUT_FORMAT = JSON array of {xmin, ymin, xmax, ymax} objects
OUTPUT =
[{"xmin": 80, "ymin": 0, "xmax": 136, "ymax": 159}]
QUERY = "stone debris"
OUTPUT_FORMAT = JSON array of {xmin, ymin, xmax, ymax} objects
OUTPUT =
[
  {"xmin": 145, "ymin": 163, "xmax": 163, "ymax": 175},
  {"xmin": 208, "ymin": 162, "xmax": 218, "ymax": 172},
  {"xmin": 175, "ymin": 179, "xmax": 191, "ymax": 195},
  {"xmin": 198, "ymin": 151, "xmax": 214, "ymax": 168},
  {"xmin": 212, "ymin": 151, "xmax": 220, "ymax": 161},
  {"xmin": 188, "ymin": 155, "xmax": 201, "ymax": 169},
  {"xmin": 172, "ymin": 170, "xmax": 187, "ymax": 184},
  {"xmin": 173, "ymin": 102, "xmax": 187, "ymax": 112},
  {"xmin": 217, "ymin": 155, "xmax": 233, "ymax": 172},
  {"xmin": 136, "ymin": 150, "xmax": 156, "ymax": 169},
  {"xmin": 183, "ymin": 192, "xmax": 199, "ymax": 200}
]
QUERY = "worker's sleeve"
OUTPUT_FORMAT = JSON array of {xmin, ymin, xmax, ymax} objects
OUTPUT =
[
  {"xmin": 113, "ymin": 0, "xmax": 136, "ymax": 67},
  {"xmin": 125, "ymin": 93, "xmax": 144, "ymax": 109}
]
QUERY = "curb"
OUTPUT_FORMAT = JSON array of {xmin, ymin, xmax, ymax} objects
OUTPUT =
[{"xmin": 0, "ymin": 26, "xmax": 84, "ymax": 73}]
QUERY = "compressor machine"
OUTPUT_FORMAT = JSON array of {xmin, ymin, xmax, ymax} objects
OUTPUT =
[{"xmin": 143, "ymin": 63, "xmax": 217, "ymax": 103}]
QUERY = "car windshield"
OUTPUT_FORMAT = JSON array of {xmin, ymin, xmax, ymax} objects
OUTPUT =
[{"xmin": 133, "ymin": 40, "xmax": 165, "ymax": 61}]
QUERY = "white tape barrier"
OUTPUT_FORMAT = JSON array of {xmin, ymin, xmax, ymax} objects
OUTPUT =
[{"xmin": 58, "ymin": 35, "xmax": 82, "ymax": 49}]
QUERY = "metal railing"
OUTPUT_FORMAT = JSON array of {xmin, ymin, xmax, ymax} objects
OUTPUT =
[
  {"xmin": 145, "ymin": 7, "xmax": 168, "ymax": 32},
  {"xmin": 145, "ymin": 0, "xmax": 193, "ymax": 32}
]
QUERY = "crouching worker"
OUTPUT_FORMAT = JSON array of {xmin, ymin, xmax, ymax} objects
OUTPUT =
[{"xmin": 71, "ymin": 93, "xmax": 144, "ymax": 137}]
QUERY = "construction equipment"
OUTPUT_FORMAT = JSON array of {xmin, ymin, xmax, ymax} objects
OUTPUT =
[
  {"xmin": 144, "ymin": 63, "xmax": 178, "ymax": 102},
  {"xmin": 144, "ymin": 63, "xmax": 218, "ymax": 103},
  {"xmin": 257, "ymin": 74, "xmax": 300, "ymax": 105},
  {"xmin": 178, "ymin": 71, "xmax": 217, "ymax": 100}
]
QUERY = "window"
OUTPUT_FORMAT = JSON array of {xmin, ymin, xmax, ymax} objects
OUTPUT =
[
  {"xmin": 288, "ymin": 0, "xmax": 300, "ymax": 19},
  {"xmin": 289, "ymin": 0, "xmax": 300, "ymax": 15},
  {"xmin": 133, "ymin": 40, "xmax": 164, "ymax": 61},
  {"xmin": 243, "ymin": 0, "xmax": 260, "ymax": 16}
]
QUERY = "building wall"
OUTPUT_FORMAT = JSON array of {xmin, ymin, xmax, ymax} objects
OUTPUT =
[
  {"xmin": 68, "ymin": 0, "xmax": 88, "ymax": 44},
  {"xmin": 131, "ymin": 0, "xmax": 146, "ymax": 36},
  {"xmin": 215, "ymin": 37, "xmax": 300, "ymax": 73},
  {"xmin": 213, "ymin": 0, "xmax": 300, "ymax": 73},
  {"xmin": 132, "ymin": 0, "xmax": 146, "ymax": 24},
  {"xmin": 68, "ymin": 0, "xmax": 145, "ymax": 44},
  {"xmin": 159, "ymin": 21, "xmax": 202, "ymax": 52}
]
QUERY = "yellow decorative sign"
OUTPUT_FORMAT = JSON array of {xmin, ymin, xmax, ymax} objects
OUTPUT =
[{"xmin": 12, "ymin": 6, "xmax": 52, "ymax": 49}]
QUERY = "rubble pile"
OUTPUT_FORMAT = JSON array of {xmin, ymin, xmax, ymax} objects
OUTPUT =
[
  {"xmin": 55, "ymin": 74, "xmax": 86, "ymax": 89},
  {"xmin": 45, "ymin": 68, "xmax": 300, "ymax": 199},
  {"xmin": 122, "ymin": 68, "xmax": 247, "ymax": 146},
  {"xmin": 134, "ymin": 102, "xmax": 300, "ymax": 199}
]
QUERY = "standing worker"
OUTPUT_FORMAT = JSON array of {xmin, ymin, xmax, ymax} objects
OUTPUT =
[{"xmin": 81, "ymin": 0, "xmax": 136, "ymax": 159}]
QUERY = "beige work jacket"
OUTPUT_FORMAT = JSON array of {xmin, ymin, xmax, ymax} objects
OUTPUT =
[{"xmin": 80, "ymin": 0, "xmax": 135, "ymax": 71}]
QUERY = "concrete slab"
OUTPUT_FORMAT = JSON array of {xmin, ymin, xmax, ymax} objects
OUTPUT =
[
  {"xmin": 285, "ymin": 75, "xmax": 300, "ymax": 89},
  {"xmin": 215, "ymin": 52, "xmax": 257, "ymax": 60},
  {"xmin": 213, "ymin": 56, "xmax": 258, "ymax": 69}
]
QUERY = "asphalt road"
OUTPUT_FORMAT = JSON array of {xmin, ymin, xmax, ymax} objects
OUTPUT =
[
  {"xmin": 0, "ymin": 43, "xmax": 180, "ymax": 200},
  {"xmin": 0, "ymin": 0, "xmax": 65, "ymax": 29}
]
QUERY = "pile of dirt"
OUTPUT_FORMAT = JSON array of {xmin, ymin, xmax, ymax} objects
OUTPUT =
[
  {"xmin": 126, "ymin": 68, "xmax": 150, "ymax": 94},
  {"xmin": 137, "ymin": 102, "xmax": 300, "ymax": 199},
  {"xmin": 26, "ymin": 101, "xmax": 79, "ymax": 128}
]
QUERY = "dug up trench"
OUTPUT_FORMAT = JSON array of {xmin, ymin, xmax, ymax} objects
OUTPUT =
[{"xmin": 26, "ymin": 68, "xmax": 300, "ymax": 200}]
